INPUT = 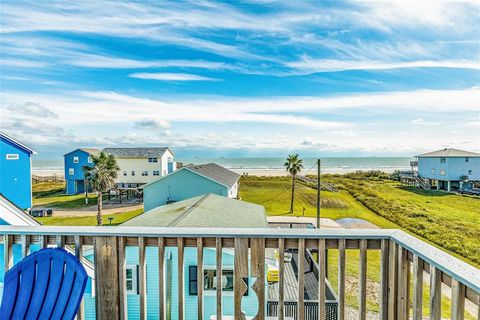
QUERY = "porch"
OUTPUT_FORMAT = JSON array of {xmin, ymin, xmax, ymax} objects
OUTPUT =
[{"xmin": 0, "ymin": 226, "xmax": 479, "ymax": 320}]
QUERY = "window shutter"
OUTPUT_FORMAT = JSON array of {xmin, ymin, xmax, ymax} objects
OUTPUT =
[{"xmin": 189, "ymin": 266, "xmax": 198, "ymax": 296}]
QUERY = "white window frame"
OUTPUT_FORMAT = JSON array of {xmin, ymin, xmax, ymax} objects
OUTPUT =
[
  {"xmin": 73, "ymin": 156, "xmax": 79, "ymax": 163},
  {"xmin": 468, "ymin": 170, "xmax": 472, "ymax": 175},
  {"xmin": 431, "ymin": 169, "xmax": 435, "ymax": 175},
  {"xmin": 142, "ymin": 171, "xmax": 148, "ymax": 176},
  {"xmin": 148, "ymin": 157, "xmax": 158, "ymax": 163},
  {"xmin": 69, "ymin": 168, "xmax": 74, "ymax": 176},
  {"xmin": 168, "ymin": 157, "xmax": 172, "ymax": 162},
  {"xmin": 202, "ymin": 266, "xmax": 234, "ymax": 296},
  {"xmin": 87, "ymin": 156, "xmax": 93, "ymax": 163},
  {"xmin": 440, "ymin": 157, "xmax": 446, "ymax": 164},
  {"xmin": 153, "ymin": 170, "xmax": 160, "ymax": 176},
  {"xmin": 6, "ymin": 154, "xmax": 19, "ymax": 160},
  {"xmin": 440, "ymin": 169, "xmax": 446, "ymax": 176},
  {"xmin": 131, "ymin": 171, "xmax": 135, "ymax": 176},
  {"xmin": 123, "ymin": 171, "xmax": 127, "ymax": 176},
  {"xmin": 126, "ymin": 265, "xmax": 139, "ymax": 295}
]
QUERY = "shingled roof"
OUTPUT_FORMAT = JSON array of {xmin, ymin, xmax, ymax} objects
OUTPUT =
[
  {"xmin": 103, "ymin": 147, "xmax": 172, "ymax": 158},
  {"xmin": 185, "ymin": 163, "xmax": 240, "ymax": 188},
  {"xmin": 121, "ymin": 193, "xmax": 267, "ymax": 228},
  {"xmin": 416, "ymin": 148, "xmax": 480, "ymax": 158}
]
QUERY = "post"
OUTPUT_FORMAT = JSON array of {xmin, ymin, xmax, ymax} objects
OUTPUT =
[{"xmin": 316, "ymin": 158, "xmax": 321, "ymax": 229}]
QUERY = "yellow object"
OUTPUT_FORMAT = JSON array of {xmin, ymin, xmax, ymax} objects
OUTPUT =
[{"xmin": 267, "ymin": 265, "xmax": 279, "ymax": 282}]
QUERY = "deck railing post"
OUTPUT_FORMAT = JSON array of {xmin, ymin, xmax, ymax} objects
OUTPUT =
[
  {"xmin": 429, "ymin": 265, "xmax": 442, "ymax": 320},
  {"xmin": 94, "ymin": 236, "xmax": 120, "ymax": 320},
  {"xmin": 388, "ymin": 241, "xmax": 398, "ymax": 320},
  {"xmin": 379, "ymin": 239, "xmax": 389, "ymax": 320},
  {"xmin": 451, "ymin": 279, "xmax": 465, "ymax": 320}
]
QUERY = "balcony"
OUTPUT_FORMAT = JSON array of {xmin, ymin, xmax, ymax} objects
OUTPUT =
[{"xmin": 1, "ymin": 226, "xmax": 479, "ymax": 320}]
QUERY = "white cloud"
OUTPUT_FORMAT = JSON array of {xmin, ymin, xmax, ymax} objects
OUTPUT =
[
  {"xmin": 129, "ymin": 72, "xmax": 219, "ymax": 81},
  {"xmin": 410, "ymin": 118, "xmax": 441, "ymax": 126}
]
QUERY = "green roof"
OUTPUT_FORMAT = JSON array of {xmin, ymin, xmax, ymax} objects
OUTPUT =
[{"xmin": 122, "ymin": 194, "xmax": 267, "ymax": 228}]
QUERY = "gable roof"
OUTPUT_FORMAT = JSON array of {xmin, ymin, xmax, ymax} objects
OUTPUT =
[
  {"xmin": 64, "ymin": 148, "xmax": 101, "ymax": 156},
  {"xmin": 0, "ymin": 194, "xmax": 40, "ymax": 226},
  {"xmin": 416, "ymin": 148, "xmax": 480, "ymax": 158},
  {"xmin": 185, "ymin": 163, "xmax": 240, "ymax": 188},
  {"xmin": 103, "ymin": 147, "xmax": 173, "ymax": 158},
  {"xmin": 0, "ymin": 132, "xmax": 37, "ymax": 155},
  {"xmin": 122, "ymin": 193, "xmax": 266, "ymax": 228}
]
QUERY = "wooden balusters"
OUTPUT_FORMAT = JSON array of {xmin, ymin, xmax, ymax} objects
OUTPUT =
[
  {"xmin": 139, "ymin": 237, "xmax": 147, "ymax": 319},
  {"xmin": 412, "ymin": 255, "xmax": 423, "ymax": 320},
  {"xmin": 75, "ymin": 235, "xmax": 85, "ymax": 320},
  {"xmin": 251, "ymin": 238, "xmax": 266, "ymax": 320},
  {"xmin": 338, "ymin": 238, "xmax": 346, "ymax": 320},
  {"xmin": 451, "ymin": 279, "xmax": 465, "ymax": 320},
  {"xmin": 298, "ymin": 238, "xmax": 305, "ymax": 320},
  {"xmin": 429, "ymin": 265, "xmax": 442, "ymax": 320},
  {"xmin": 197, "ymin": 238, "xmax": 204, "ymax": 320},
  {"xmin": 397, "ymin": 246, "xmax": 410, "ymax": 320},
  {"xmin": 117, "ymin": 237, "xmax": 127, "ymax": 320},
  {"xmin": 216, "ymin": 237, "xmax": 223, "ymax": 320},
  {"xmin": 358, "ymin": 239, "xmax": 367, "ymax": 320},
  {"xmin": 318, "ymin": 239, "xmax": 326, "ymax": 320},
  {"xmin": 178, "ymin": 237, "xmax": 185, "ymax": 320},
  {"xmin": 388, "ymin": 241, "xmax": 398, "ymax": 319},
  {"xmin": 234, "ymin": 238, "xmax": 248, "ymax": 320},
  {"xmin": 278, "ymin": 238, "xmax": 285, "ymax": 320},
  {"xmin": 3, "ymin": 235, "xmax": 12, "ymax": 272},
  {"xmin": 21, "ymin": 234, "xmax": 30, "ymax": 257},
  {"xmin": 56, "ymin": 235, "xmax": 64, "ymax": 248},
  {"xmin": 158, "ymin": 237, "xmax": 165, "ymax": 320},
  {"xmin": 379, "ymin": 239, "xmax": 389, "ymax": 320}
]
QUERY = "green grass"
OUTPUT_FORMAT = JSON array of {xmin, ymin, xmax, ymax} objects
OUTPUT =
[
  {"xmin": 32, "ymin": 181, "xmax": 101, "ymax": 209},
  {"xmin": 32, "ymin": 181, "xmax": 65, "ymax": 197},
  {"xmin": 35, "ymin": 208, "xmax": 144, "ymax": 226}
]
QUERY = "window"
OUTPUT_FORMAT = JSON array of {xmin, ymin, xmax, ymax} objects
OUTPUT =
[
  {"xmin": 465, "ymin": 157, "xmax": 469, "ymax": 162},
  {"xmin": 431, "ymin": 169, "xmax": 435, "ymax": 175},
  {"xmin": 468, "ymin": 170, "xmax": 472, "ymax": 175},
  {"xmin": 123, "ymin": 171, "xmax": 127, "ymax": 176},
  {"xmin": 6, "ymin": 154, "xmax": 19, "ymax": 160},
  {"xmin": 87, "ymin": 156, "xmax": 93, "ymax": 163},
  {"xmin": 69, "ymin": 168, "xmax": 74, "ymax": 175},
  {"xmin": 142, "ymin": 171, "xmax": 148, "ymax": 176},
  {"xmin": 440, "ymin": 169, "xmax": 446, "ymax": 176},
  {"xmin": 440, "ymin": 157, "xmax": 446, "ymax": 163},
  {"xmin": 73, "ymin": 156, "xmax": 79, "ymax": 163},
  {"xmin": 189, "ymin": 266, "xmax": 244, "ymax": 296},
  {"xmin": 148, "ymin": 157, "xmax": 158, "ymax": 163},
  {"xmin": 131, "ymin": 171, "xmax": 135, "ymax": 176},
  {"xmin": 126, "ymin": 265, "xmax": 139, "ymax": 294},
  {"xmin": 168, "ymin": 157, "xmax": 172, "ymax": 162},
  {"xmin": 153, "ymin": 170, "xmax": 160, "ymax": 176}
]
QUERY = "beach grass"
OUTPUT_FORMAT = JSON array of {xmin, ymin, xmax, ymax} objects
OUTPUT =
[{"xmin": 35, "ymin": 208, "xmax": 143, "ymax": 226}]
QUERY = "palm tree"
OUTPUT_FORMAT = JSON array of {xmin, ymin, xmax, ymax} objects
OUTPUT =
[
  {"xmin": 83, "ymin": 152, "xmax": 119, "ymax": 226},
  {"xmin": 284, "ymin": 154, "xmax": 303, "ymax": 213}
]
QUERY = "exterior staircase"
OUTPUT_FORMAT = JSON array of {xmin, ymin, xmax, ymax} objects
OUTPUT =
[{"xmin": 414, "ymin": 176, "xmax": 430, "ymax": 190}]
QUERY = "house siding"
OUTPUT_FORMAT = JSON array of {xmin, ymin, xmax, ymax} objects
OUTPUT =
[
  {"xmin": 144, "ymin": 169, "xmax": 228, "ymax": 211},
  {"xmin": 418, "ymin": 157, "xmax": 480, "ymax": 181},
  {"xmin": 64, "ymin": 149, "xmax": 95, "ymax": 195},
  {"xmin": 0, "ymin": 136, "xmax": 33, "ymax": 209}
]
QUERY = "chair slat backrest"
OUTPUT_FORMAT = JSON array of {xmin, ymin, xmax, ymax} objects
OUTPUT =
[{"xmin": 0, "ymin": 248, "xmax": 88, "ymax": 320}]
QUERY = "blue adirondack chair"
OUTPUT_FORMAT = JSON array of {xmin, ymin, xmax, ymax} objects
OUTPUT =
[{"xmin": 0, "ymin": 247, "xmax": 88, "ymax": 320}]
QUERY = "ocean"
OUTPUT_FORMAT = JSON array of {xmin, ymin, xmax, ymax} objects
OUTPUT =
[{"xmin": 32, "ymin": 157, "xmax": 413, "ymax": 175}]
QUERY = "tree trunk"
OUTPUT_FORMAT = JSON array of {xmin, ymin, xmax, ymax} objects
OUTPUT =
[
  {"xmin": 290, "ymin": 174, "xmax": 295, "ymax": 213},
  {"xmin": 97, "ymin": 192, "xmax": 103, "ymax": 226}
]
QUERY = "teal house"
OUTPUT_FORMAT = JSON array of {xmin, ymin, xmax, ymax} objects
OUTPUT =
[
  {"xmin": 143, "ymin": 163, "xmax": 240, "ymax": 211},
  {"xmin": 116, "ymin": 194, "xmax": 267, "ymax": 319},
  {"xmin": 0, "ymin": 132, "xmax": 37, "ymax": 210},
  {"xmin": 64, "ymin": 148, "xmax": 100, "ymax": 195}
]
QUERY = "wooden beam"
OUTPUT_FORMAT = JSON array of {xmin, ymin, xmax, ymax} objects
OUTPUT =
[
  {"xmin": 94, "ymin": 236, "xmax": 120, "ymax": 320},
  {"xmin": 379, "ymin": 239, "xmax": 389, "ymax": 320},
  {"xmin": 216, "ymin": 237, "xmax": 223, "ymax": 320},
  {"xmin": 158, "ymin": 237, "xmax": 165, "ymax": 320},
  {"xmin": 358, "ymin": 239, "xmax": 367, "ymax": 320},
  {"xmin": 178, "ymin": 237, "xmax": 185, "ymax": 320},
  {"xmin": 429, "ymin": 265, "xmax": 442, "ymax": 320},
  {"xmin": 298, "ymin": 238, "xmax": 305, "ymax": 320},
  {"xmin": 338, "ymin": 238, "xmax": 346, "ymax": 320},
  {"xmin": 139, "ymin": 237, "xmax": 147, "ymax": 319},
  {"xmin": 318, "ymin": 239, "xmax": 326, "ymax": 320},
  {"xmin": 451, "ymin": 279, "xmax": 465, "ymax": 320},
  {"xmin": 197, "ymin": 237, "xmax": 204, "ymax": 320},
  {"xmin": 251, "ymin": 238, "xmax": 265, "ymax": 320},
  {"xmin": 234, "ymin": 238, "xmax": 248, "ymax": 320},
  {"xmin": 278, "ymin": 238, "xmax": 285, "ymax": 320},
  {"xmin": 412, "ymin": 255, "xmax": 423, "ymax": 320}
]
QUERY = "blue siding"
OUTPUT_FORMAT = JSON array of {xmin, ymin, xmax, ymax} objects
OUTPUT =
[
  {"xmin": 418, "ymin": 157, "xmax": 480, "ymax": 181},
  {"xmin": 0, "ymin": 136, "xmax": 33, "ymax": 209},
  {"xmin": 64, "ymin": 149, "xmax": 95, "ymax": 195},
  {"xmin": 144, "ymin": 169, "xmax": 228, "ymax": 211}
]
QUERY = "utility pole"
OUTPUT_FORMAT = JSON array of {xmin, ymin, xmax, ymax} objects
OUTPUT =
[{"xmin": 316, "ymin": 158, "xmax": 321, "ymax": 229}]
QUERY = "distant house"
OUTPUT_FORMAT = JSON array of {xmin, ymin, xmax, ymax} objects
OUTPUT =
[
  {"xmin": 64, "ymin": 148, "xmax": 100, "ymax": 195},
  {"xmin": 414, "ymin": 148, "xmax": 480, "ymax": 191},
  {"xmin": 0, "ymin": 132, "xmax": 37, "ymax": 209},
  {"xmin": 117, "ymin": 193, "xmax": 267, "ymax": 319},
  {"xmin": 143, "ymin": 163, "xmax": 240, "ymax": 211},
  {"xmin": 103, "ymin": 147, "xmax": 176, "ymax": 187}
]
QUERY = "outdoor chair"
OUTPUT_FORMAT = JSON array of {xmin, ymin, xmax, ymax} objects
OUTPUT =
[{"xmin": 0, "ymin": 248, "xmax": 88, "ymax": 319}]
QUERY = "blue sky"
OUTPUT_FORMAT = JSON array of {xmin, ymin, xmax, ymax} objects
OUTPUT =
[{"xmin": 0, "ymin": 0, "xmax": 479, "ymax": 158}]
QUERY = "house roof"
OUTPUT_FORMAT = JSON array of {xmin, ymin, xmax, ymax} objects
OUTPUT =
[
  {"xmin": 0, "ymin": 194, "xmax": 40, "ymax": 226},
  {"xmin": 416, "ymin": 148, "xmax": 480, "ymax": 158},
  {"xmin": 0, "ymin": 132, "xmax": 37, "ymax": 154},
  {"xmin": 185, "ymin": 163, "xmax": 240, "ymax": 188},
  {"xmin": 122, "ymin": 193, "xmax": 267, "ymax": 228},
  {"xmin": 103, "ymin": 147, "xmax": 173, "ymax": 158},
  {"xmin": 64, "ymin": 148, "xmax": 101, "ymax": 156}
]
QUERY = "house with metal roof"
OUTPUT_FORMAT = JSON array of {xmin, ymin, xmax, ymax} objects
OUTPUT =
[
  {"xmin": 117, "ymin": 194, "xmax": 266, "ymax": 319},
  {"xmin": 64, "ymin": 148, "xmax": 101, "ymax": 195},
  {"xmin": 412, "ymin": 148, "xmax": 480, "ymax": 191},
  {"xmin": 142, "ymin": 163, "xmax": 240, "ymax": 211},
  {"xmin": 0, "ymin": 132, "xmax": 37, "ymax": 209},
  {"xmin": 103, "ymin": 147, "xmax": 176, "ymax": 187}
]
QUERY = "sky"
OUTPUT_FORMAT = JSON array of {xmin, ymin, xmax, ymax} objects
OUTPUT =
[{"xmin": 0, "ymin": 0, "xmax": 479, "ymax": 159}]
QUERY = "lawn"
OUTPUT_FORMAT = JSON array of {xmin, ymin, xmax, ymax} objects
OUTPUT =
[
  {"xmin": 32, "ymin": 181, "xmax": 101, "ymax": 209},
  {"xmin": 35, "ymin": 208, "xmax": 144, "ymax": 226}
]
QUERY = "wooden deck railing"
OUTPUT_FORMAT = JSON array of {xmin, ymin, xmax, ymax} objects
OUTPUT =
[{"xmin": 0, "ymin": 226, "xmax": 479, "ymax": 320}]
